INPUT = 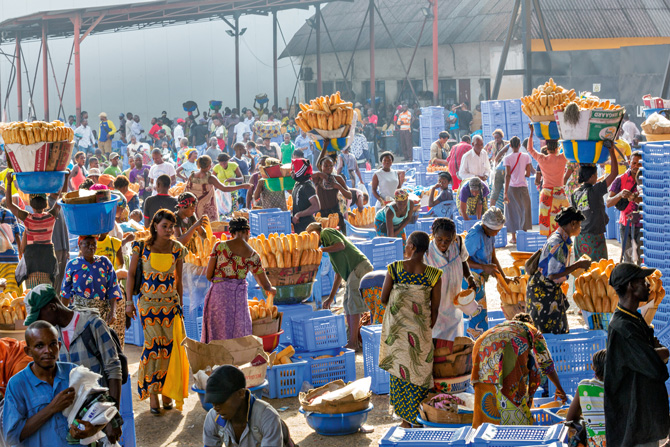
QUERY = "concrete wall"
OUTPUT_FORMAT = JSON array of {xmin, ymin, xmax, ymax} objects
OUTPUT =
[{"xmin": 0, "ymin": 1, "xmax": 311, "ymax": 129}]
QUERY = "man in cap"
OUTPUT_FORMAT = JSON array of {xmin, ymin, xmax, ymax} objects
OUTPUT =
[
  {"xmin": 604, "ymin": 263, "xmax": 669, "ymax": 447},
  {"xmin": 98, "ymin": 112, "xmax": 117, "ymax": 156},
  {"xmin": 202, "ymin": 365, "xmax": 290, "ymax": 447},
  {"xmin": 103, "ymin": 152, "xmax": 122, "ymax": 177},
  {"xmin": 22, "ymin": 284, "xmax": 124, "ymax": 442},
  {"xmin": 458, "ymin": 177, "xmax": 490, "ymax": 221}
]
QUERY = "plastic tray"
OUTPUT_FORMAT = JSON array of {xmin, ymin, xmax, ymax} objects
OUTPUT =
[
  {"xmin": 470, "ymin": 423, "xmax": 569, "ymax": 446},
  {"xmin": 290, "ymin": 311, "xmax": 346, "ymax": 352},
  {"xmin": 249, "ymin": 208, "xmax": 292, "ymax": 236},
  {"xmin": 265, "ymin": 360, "xmax": 308, "ymax": 399},
  {"xmin": 125, "ymin": 311, "xmax": 144, "ymax": 347},
  {"xmin": 380, "ymin": 426, "xmax": 471, "ymax": 446},
  {"xmin": 361, "ymin": 325, "xmax": 390, "ymax": 394},
  {"xmin": 291, "ymin": 347, "xmax": 356, "ymax": 387},
  {"xmin": 516, "ymin": 230, "xmax": 546, "ymax": 252},
  {"xmin": 276, "ymin": 303, "xmax": 314, "ymax": 345}
]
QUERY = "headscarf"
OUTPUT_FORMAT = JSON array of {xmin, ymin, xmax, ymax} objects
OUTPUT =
[
  {"xmin": 394, "ymin": 189, "xmax": 409, "ymax": 202},
  {"xmin": 90, "ymin": 184, "xmax": 108, "ymax": 191},
  {"xmin": 177, "ymin": 192, "xmax": 198, "ymax": 208},
  {"xmin": 482, "ymin": 206, "xmax": 505, "ymax": 231},
  {"xmin": 184, "ymin": 148, "xmax": 196, "ymax": 159},
  {"xmin": 292, "ymin": 158, "xmax": 312, "ymax": 182}
]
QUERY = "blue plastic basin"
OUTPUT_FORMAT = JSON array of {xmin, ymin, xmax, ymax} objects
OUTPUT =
[
  {"xmin": 561, "ymin": 140, "xmax": 610, "ymax": 164},
  {"xmin": 415, "ymin": 416, "xmax": 470, "ymax": 428},
  {"xmin": 192, "ymin": 380, "xmax": 269, "ymax": 412},
  {"xmin": 58, "ymin": 194, "xmax": 120, "ymax": 236},
  {"xmin": 300, "ymin": 403, "xmax": 373, "ymax": 436},
  {"xmin": 14, "ymin": 171, "xmax": 67, "ymax": 194},
  {"xmin": 532, "ymin": 121, "xmax": 560, "ymax": 140}
]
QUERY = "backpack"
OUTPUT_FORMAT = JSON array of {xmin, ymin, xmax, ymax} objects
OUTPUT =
[{"xmin": 80, "ymin": 321, "xmax": 129, "ymax": 386}]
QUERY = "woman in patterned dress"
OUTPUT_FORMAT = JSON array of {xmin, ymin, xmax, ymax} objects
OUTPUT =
[
  {"xmin": 471, "ymin": 313, "xmax": 566, "ymax": 428},
  {"xmin": 379, "ymin": 231, "xmax": 442, "ymax": 427},
  {"xmin": 526, "ymin": 206, "xmax": 592, "ymax": 334},
  {"xmin": 201, "ymin": 217, "xmax": 276, "ymax": 342},
  {"xmin": 126, "ymin": 209, "xmax": 189, "ymax": 414}
]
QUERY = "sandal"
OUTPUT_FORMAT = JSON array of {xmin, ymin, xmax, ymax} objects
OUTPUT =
[
  {"xmin": 150, "ymin": 407, "xmax": 161, "ymax": 416},
  {"xmin": 163, "ymin": 402, "xmax": 173, "ymax": 410}
]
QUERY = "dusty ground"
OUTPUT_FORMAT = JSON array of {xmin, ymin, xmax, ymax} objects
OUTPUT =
[{"xmin": 127, "ymin": 233, "xmax": 623, "ymax": 447}]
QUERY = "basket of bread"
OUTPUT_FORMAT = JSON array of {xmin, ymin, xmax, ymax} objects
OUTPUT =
[
  {"xmin": 248, "ymin": 232, "xmax": 322, "ymax": 287},
  {"xmin": 295, "ymin": 92, "xmax": 357, "ymax": 153},
  {"xmin": 3, "ymin": 120, "xmax": 75, "ymax": 172},
  {"xmin": 0, "ymin": 291, "xmax": 27, "ymax": 331}
]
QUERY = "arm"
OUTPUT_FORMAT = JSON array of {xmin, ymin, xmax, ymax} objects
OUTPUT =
[
  {"xmin": 205, "ymin": 246, "xmax": 217, "ymax": 281},
  {"xmin": 563, "ymin": 165, "xmax": 575, "ymax": 186},
  {"xmin": 380, "ymin": 271, "xmax": 394, "ymax": 305},
  {"xmin": 320, "ymin": 242, "xmax": 345, "ymax": 253},
  {"xmin": 10, "ymin": 387, "xmax": 76, "ymax": 443},
  {"xmin": 323, "ymin": 272, "xmax": 342, "ymax": 310},
  {"xmin": 208, "ymin": 175, "xmax": 250, "ymax": 192},
  {"xmin": 504, "ymin": 165, "xmax": 511, "ymax": 202},
  {"xmin": 333, "ymin": 176, "xmax": 352, "ymax": 200},
  {"xmin": 397, "ymin": 170, "xmax": 405, "ymax": 189},
  {"xmin": 385, "ymin": 209, "xmax": 395, "ymax": 237},
  {"xmin": 430, "ymin": 276, "xmax": 442, "ymax": 328},
  {"xmin": 175, "ymin": 258, "xmax": 183, "ymax": 306},
  {"xmin": 93, "ymin": 321, "xmax": 122, "ymax": 404},
  {"xmin": 547, "ymin": 260, "xmax": 591, "ymax": 282},
  {"xmin": 4, "ymin": 176, "xmax": 27, "ymax": 221},
  {"xmin": 459, "ymin": 200, "xmax": 469, "ymax": 220},
  {"xmin": 125, "ymin": 251, "xmax": 138, "ymax": 319},
  {"xmin": 175, "ymin": 165, "xmax": 186, "ymax": 181},
  {"xmin": 355, "ymin": 165, "xmax": 364, "ymax": 184},
  {"xmin": 547, "ymin": 369, "xmax": 567, "ymax": 402},
  {"xmin": 108, "ymin": 120, "xmax": 117, "ymax": 136},
  {"xmin": 253, "ymin": 178, "xmax": 264, "ymax": 201},
  {"xmin": 604, "ymin": 143, "xmax": 619, "ymax": 187},
  {"xmin": 428, "ymin": 185, "xmax": 439, "ymax": 207},
  {"xmin": 565, "ymin": 392, "xmax": 582, "ymax": 423},
  {"xmin": 230, "ymin": 167, "xmax": 244, "ymax": 184},
  {"xmin": 177, "ymin": 217, "xmax": 204, "ymax": 247},
  {"xmin": 371, "ymin": 174, "xmax": 383, "ymax": 204}
]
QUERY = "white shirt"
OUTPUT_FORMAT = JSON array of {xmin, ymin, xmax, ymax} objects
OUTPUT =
[
  {"xmin": 458, "ymin": 148, "xmax": 491, "ymax": 181},
  {"xmin": 173, "ymin": 124, "xmax": 185, "ymax": 149},
  {"xmin": 74, "ymin": 125, "xmax": 95, "ymax": 148},
  {"xmin": 125, "ymin": 121, "xmax": 133, "ymax": 140},
  {"xmin": 126, "ymin": 142, "xmax": 142, "ymax": 158},
  {"xmin": 233, "ymin": 122, "xmax": 251, "ymax": 144},
  {"xmin": 131, "ymin": 121, "xmax": 144, "ymax": 139},
  {"xmin": 244, "ymin": 116, "xmax": 255, "ymax": 130},
  {"xmin": 621, "ymin": 120, "xmax": 640, "ymax": 144},
  {"xmin": 148, "ymin": 162, "xmax": 176, "ymax": 195}
]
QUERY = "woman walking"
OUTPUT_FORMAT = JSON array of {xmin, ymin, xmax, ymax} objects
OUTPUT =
[
  {"xmin": 126, "ymin": 209, "xmax": 189, "ymax": 414},
  {"xmin": 503, "ymin": 136, "xmax": 533, "ymax": 244},
  {"xmin": 379, "ymin": 231, "xmax": 442, "ymax": 427},
  {"xmin": 526, "ymin": 206, "xmax": 592, "ymax": 334},
  {"xmin": 201, "ymin": 217, "xmax": 275, "ymax": 342},
  {"xmin": 527, "ymin": 125, "xmax": 568, "ymax": 236},
  {"xmin": 570, "ymin": 143, "xmax": 618, "ymax": 262},
  {"xmin": 374, "ymin": 189, "xmax": 417, "ymax": 238},
  {"xmin": 371, "ymin": 152, "xmax": 405, "ymax": 210},
  {"xmin": 312, "ymin": 156, "xmax": 351, "ymax": 235},
  {"xmin": 471, "ymin": 313, "xmax": 566, "ymax": 428},
  {"xmin": 291, "ymin": 158, "xmax": 320, "ymax": 233}
]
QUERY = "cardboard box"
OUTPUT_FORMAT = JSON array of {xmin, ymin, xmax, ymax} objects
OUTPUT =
[
  {"xmin": 556, "ymin": 108, "xmax": 624, "ymax": 141},
  {"xmin": 5, "ymin": 140, "xmax": 74, "ymax": 172},
  {"xmin": 182, "ymin": 335, "xmax": 269, "ymax": 388},
  {"xmin": 252, "ymin": 313, "xmax": 282, "ymax": 337}
]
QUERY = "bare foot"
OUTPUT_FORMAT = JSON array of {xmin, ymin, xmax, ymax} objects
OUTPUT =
[{"xmin": 399, "ymin": 420, "xmax": 412, "ymax": 428}]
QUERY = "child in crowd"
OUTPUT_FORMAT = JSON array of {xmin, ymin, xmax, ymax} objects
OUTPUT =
[{"xmin": 566, "ymin": 349, "xmax": 606, "ymax": 447}]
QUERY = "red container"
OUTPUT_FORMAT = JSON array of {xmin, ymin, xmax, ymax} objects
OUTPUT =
[{"xmin": 261, "ymin": 330, "xmax": 284, "ymax": 352}]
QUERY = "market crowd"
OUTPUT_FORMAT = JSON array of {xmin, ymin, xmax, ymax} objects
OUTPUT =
[{"xmin": 0, "ymin": 97, "xmax": 665, "ymax": 447}]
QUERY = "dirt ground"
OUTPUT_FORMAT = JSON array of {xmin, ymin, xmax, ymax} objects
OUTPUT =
[{"xmin": 127, "ymin": 236, "xmax": 623, "ymax": 447}]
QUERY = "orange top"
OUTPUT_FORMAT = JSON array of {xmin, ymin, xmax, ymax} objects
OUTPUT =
[{"xmin": 0, "ymin": 338, "xmax": 31, "ymax": 397}]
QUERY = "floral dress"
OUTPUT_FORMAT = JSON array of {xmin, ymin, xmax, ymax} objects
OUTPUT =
[
  {"xmin": 132, "ymin": 240, "xmax": 188, "ymax": 400},
  {"xmin": 186, "ymin": 172, "xmax": 218, "ymax": 222},
  {"xmin": 201, "ymin": 241, "xmax": 262, "ymax": 343},
  {"xmin": 379, "ymin": 261, "xmax": 442, "ymax": 424},
  {"xmin": 471, "ymin": 320, "xmax": 555, "ymax": 428}
]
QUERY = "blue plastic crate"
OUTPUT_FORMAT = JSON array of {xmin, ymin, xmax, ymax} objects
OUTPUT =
[
  {"xmin": 265, "ymin": 360, "xmax": 308, "ymax": 399},
  {"xmin": 606, "ymin": 206, "xmax": 619, "ymax": 240},
  {"xmin": 276, "ymin": 303, "xmax": 314, "ymax": 344},
  {"xmin": 362, "ymin": 170, "xmax": 375, "ymax": 183},
  {"xmin": 421, "ymin": 106, "xmax": 445, "ymax": 117},
  {"xmin": 361, "ymin": 325, "xmax": 390, "ymax": 394},
  {"xmin": 454, "ymin": 216, "xmax": 479, "ymax": 234},
  {"xmin": 471, "ymin": 423, "xmax": 569, "ymax": 447},
  {"xmin": 290, "ymin": 310, "xmax": 346, "ymax": 352},
  {"xmin": 120, "ymin": 375, "xmax": 136, "ymax": 447},
  {"xmin": 531, "ymin": 408, "xmax": 565, "ymax": 426},
  {"xmin": 641, "ymin": 246, "xmax": 670, "ymax": 262},
  {"xmin": 516, "ymin": 230, "xmax": 546, "ymax": 252},
  {"xmin": 481, "ymin": 100, "xmax": 505, "ymax": 115},
  {"xmin": 507, "ymin": 122, "xmax": 523, "ymax": 138},
  {"xmin": 125, "ymin": 296, "xmax": 145, "ymax": 347},
  {"xmin": 543, "ymin": 331, "xmax": 607, "ymax": 395},
  {"xmin": 641, "ymin": 161, "xmax": 670, "ymax": 173},
  {"xmin": 354, "ymin": 237, "xmax": 404, "ymax": 270},
  {"xmin": 527, "ymin": 176, "xmax": 540, "ymax": 226},
  {"xmin": 494, "ymin": 227, "xmax": 507, "ymax": 248},
  {"xmin": 379, "ymin": 426, "xmax": 471, "ymax": 446},
  {"xmin": 416, "ymin": 171, "xmax": 439, "ymax": 187},
  {"xmin": 291, "ymin": 347, "xmax": 356, "ymax": 387},
  {"xmin": 249, "ymin": 208, "xmax": 292, "ymax": 236},
  {"xmin": 345, "ymin": 220, "xmax": 376, "ymax": 238},
  {"xmin": 652, "ymin": 310, "xmax": 670, "ymax": 332}
]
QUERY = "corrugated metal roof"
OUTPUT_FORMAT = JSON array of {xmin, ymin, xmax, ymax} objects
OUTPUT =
[{"xmin": 281, "ymin": 0, "xmax": 670, "ymax": 58}]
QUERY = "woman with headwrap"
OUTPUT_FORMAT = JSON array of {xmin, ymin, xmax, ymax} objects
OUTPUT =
[
  {"xmin": 527, "ymin": 125, "xmax": 568, "ymax": 236},
  {"xmin": 174, "ymin": 192, "xmax": 207, "ymax": 254},
  {"xmin": 570, "ymin": 144, "xmax": 618, "ymax": 263},
  {"xmin": 176, "ymin": 149, "xmax": 199, "ymax": 181},
  {"xmin": 312, "ymin": 156, "xmax": 351, "ymax": 235},
  {"xmin": 201, "ymin": 217, "xmax": 276, "ymax": 342},
  {"xmin": 464, "ymin": 207, "xmax": 508, "ymax": 339},
  {"xmin": 526, "ymin": 206, "xmax": 592, "ymax": 334},
  {"xmin": 291, "ymin": 158, "xmax": 320, "ymax": 233},
  {"xmin": 185, "ymin": 155, "xmax": 251, "ymax": 222},
  {"xmin": 374, "ymin": 189, "xmax": 418, "ymax": 238},
  {"xmin": 371, "ymin": 152, "xmax": 405, "ymax": 210}
]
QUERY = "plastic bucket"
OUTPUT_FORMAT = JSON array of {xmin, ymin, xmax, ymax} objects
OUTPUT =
[
  {"xmin": 14, "ymin": 171, "xmax": 67, "ymax": 194},
  {"xmin": 532, "ymin": 121, "xmax": 560, "ymax": 140},
  {"xmin": 561, "ymin": 140, "xmax": 610, "ymax": 164},
  {"xmin": 58, "ymin": 193, "xmax": 121, "ymax": 236}
]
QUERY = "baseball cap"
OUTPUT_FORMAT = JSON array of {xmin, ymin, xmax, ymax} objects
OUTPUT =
[
  {"xmin": 609, "ymin": 262, "xmax": 655, "ymax": 290},
  {"xmin": 24, "ymin": 284, "xmax": 58, "ymax": 325},
  {"xmin": 99, "ymin": 112, "xmax": 107, "ymax": 118},
  {"xmin": 109, "ymin": 152, "xmax": 119, "ymax": 160},
  {"xmin": 177, "ymin": 118, "xmax": 185, "ymax": 124},
  {"xmin": 204, "ymin": 365, "xmax": 246, "ymax": 404},
  {"xmin": 87, "ymin": 168, "xmax": 102, "ymax": 178}
]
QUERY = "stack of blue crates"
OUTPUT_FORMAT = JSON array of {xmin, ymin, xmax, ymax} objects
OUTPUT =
[
  {"xmin": 418, "ymin": 107, "xmax": 445, "ymax": 163},
  {"xmin": 641, "ymin": 142, "xmax": 670, "ymax": 331},
  {"xmin": 361, "ymin": 325, "xmax": 390, "ymax": 394},
  {"xmin": 119, "ymin": 375, "xmax": 137, "ymax": 447},
  {"xmin": 481, "ymin": 99, "xmax": 532, "ymax": 145},
  {"xmin": 249, "ymin": 208, "xmax": 292, "ymax": 237},
  {"xmin": 353, "ymin": 236, "xmax": 404, "ymax": 270}
]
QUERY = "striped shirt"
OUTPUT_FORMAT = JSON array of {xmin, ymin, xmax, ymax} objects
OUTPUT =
[{"xmin": 23, "ymin": 213, "xmax": 56, "ymax": 245}]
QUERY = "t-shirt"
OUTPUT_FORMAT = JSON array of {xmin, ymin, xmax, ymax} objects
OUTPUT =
[
  {"xmin": 604, "ymin": 139, "xmax": 631, "ymax": 175},
  {"xmin": 280, "ymin": 142, "xmax": 295, "ymax": 165},
  {"xmin": 205, "ymin": 147, "xmax": 223, "ymax": 162},
  {"xmin": 433, "ymin": 187, "xmax": 453, "ymax": 206},
  {"xmin": 448, "ymin": 111, "xmax": 459, "ymax": 131},
  {"xmin": 571, "ymin": 180, "xmax": 609, "ymax": 235},
  {"xmin": 24, "ymin": 213, "xmax": 56, "ymax": 245},
  {"xmin": 0, "ymin": 169, "xmax": 18, "ymax": 199},
  {"xmin": 233, "ymin": 122, "xmax": 251, "ymax": 143},
  {"xmin": 292, "ymin": 181, "xmax": 317, "ymax": 217},
  {"xmin": 103, "ymin": 165, "xmax": 122, "ymax": 177},
  {"xmin": 148, "ymin": 163, "xmax": 176, "ymax": 195},
  {"xmin": 191, "ymin": 124, "xmax": 209, "ymax": 146},
  {"xmin": 319, "ymin": 228, "xmax": 369, "ymax": 280},
  {"xmin": 179, "ymin": 161, "xmax": 198, "ymax": 179},
  {"xmin": 213, "ymin": 162, "xmax": 239, "ymax": 184},
  {"xmin": 95, "ymin": 235, "xmax": 122, "ymax": 269},
  {"xmin": 502, "ymin": 152, "xmax": 532, "ymax": 187},
  {"xmin": 456, "ymin": 109, "xmax": 473, "ymax": 132},
  {"xmin": 231, "ymin": 156, "xmax": 250, "ymax": 176},
  {"xmin": 458, "ymin": 181, "xmax": 490, "ymax": 203},
  {"xmin": 609, "ymin": 171, "xmax": 641, "ymax": 228},
  {"xmin": 143, "ymin": 194, "xmax": 178, "ymax": 224}
]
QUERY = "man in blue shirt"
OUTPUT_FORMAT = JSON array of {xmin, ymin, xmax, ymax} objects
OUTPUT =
[
  {"xmin": 294, "ymin": 129, "xmax": 314, "ymax": 166},
  {"xmin": 3, "ymin": 321, "xmax": 100, "ymax": 446}
]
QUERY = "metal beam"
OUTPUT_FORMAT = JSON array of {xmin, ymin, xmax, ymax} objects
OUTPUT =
[
  {"xmin": 73, "ymin": 13, "xmax": 82, "ymax": 124},
  {"xmin": 432, "ymin": 0, "xmax": 438, "ymax": 104},
  {"xmin": 42, "ymin": 23, "xmax": 49, "ymax": 120},
  {"xmin": 15, "ymin": 34, "xmax": 22, "ymax": 121},
  {"xmin": 662, "ymin": 50, "xmax": 670, "ymax": 98},
  {"xmin": 315, "ymin": 3, "xmax": 322, "ymax": 96},
  {"xmin": 532, "ymin": 0, "xmax": 552, "ymax": 51},
  {"xmin": 491, "ymin": 0, "xmax": 521, "ymax": 100},
  {"xmin": 369, "ymin": 0, "xmax": 375, "ymax": 109},
  {"xmin": 522, "ymin": 0, "xmax": 532, "ymax": 95},
  {"xmin": 273, "ymin": 10, "xmax": 279, "ymax": 108},
  {"xmin": 79, "ymin": 14, "xmax": 106, "ymax": 44}
]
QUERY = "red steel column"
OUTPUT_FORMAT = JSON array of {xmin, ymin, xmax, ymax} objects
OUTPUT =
[
  {"xmin": 15, "ymin": 34, "xmax": 22, "ymax": 121},
  {"xmin": 369, "ymin": 0, "xmax": 375, "ymax": 109},
  {"xmin": 73, "ymin": 14, "xmax": 82, "ymax": 124},
  {"xmin": 432, "ymin": 0, "xmax": 438, "ymax": 104},
  {"xmin": 42, "ymin": 24, "xmax": 49, "ymax": 121},
  {"xmin": 272, "ymin": 10, "xmax": 279, "ymax": 109}
]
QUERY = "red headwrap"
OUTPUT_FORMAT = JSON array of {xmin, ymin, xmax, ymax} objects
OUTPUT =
[{"xmin": 291, "ymin": 158, "xmax": 312, "ymax": 179}]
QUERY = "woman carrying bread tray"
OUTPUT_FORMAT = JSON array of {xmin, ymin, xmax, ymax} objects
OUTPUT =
[
  {"xmin": 5, "ymin": 174, "xmax": 65, "ymax": 289},
  {"xmin": 201, "ymin": 217, "xmax": 276, "ymax": 343}
]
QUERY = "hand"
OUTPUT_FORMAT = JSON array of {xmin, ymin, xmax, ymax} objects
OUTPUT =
[
  {"xmin": 106, "ymin": 312, "xmax": 116, "ymax": 325},
  {"xmin": 266, "ymin": 286, "xmax": 277, "ymax": 296},
  {"xmin": 50, "ymin": 387, "xmax": 76, "ymax": 412},
  {"xmin": 70, "ymin": 420, "xmax": 105, "ymax": 440},
  {"xmin": 554, "ymin": 387, "xmax": 568, "ymax": 403},
  {"xmin": 620, "ymin": 190, "xmax": 632, "ymax": 200},
  {"xmin": 481, "ymin": 264, "xmax": 499, "ymax": 276},
  {"xmin": 292, "ymin": 215, "xmax": 300, "ymax": 224},
  {"xmin": 528, "ymin": 123, "xmax": 534, "ymax": 135},
  {"xmin": 241, "ymin": 183, "xmax": 253, "ymax": 190},
  {"xmin": 576, "ymin": 259, "xmax": 592, "ymax": 270},
  {"xmin": 103, "ymin": 423, "xmax": 122, "ymax": 444},
  {"xmin": 322, "ymin": 296, "xmax": 334, "ymax": 310},
  {"xmin": 195, "ymin": 216, "xmax": 206, "ymax": 228},
  {"xmin": 125, "ymin": 303, "xmax": 137, "ymax": 320},
  {"xmin": 503, "ymin": 194, "xmax": 509, "ymax": 204},
  {"xmin": 467, "ymin": 276, "xmax": 477, "ymax": 290},
  {"xmin": 478, "ymin": 175, "xmax": 487, "ymax": 181}
]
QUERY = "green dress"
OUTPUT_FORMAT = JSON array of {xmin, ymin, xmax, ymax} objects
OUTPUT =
[{"xmin": 379, "ymin": 261, "xmax": 442, "ymax": 424}]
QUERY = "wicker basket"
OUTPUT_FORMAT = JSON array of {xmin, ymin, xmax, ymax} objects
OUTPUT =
[{"xmin": 419, "ymin": 395, "xmax": 473, "ymax": 425}]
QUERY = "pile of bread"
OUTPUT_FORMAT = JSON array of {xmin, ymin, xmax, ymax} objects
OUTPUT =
[
  {"xmin": 0, "ymin": 292, "xmax": 26, "ymax": 326},
  {"xmin": 249, "ymin": 232, "xmax": 322, "ymax": 269}
]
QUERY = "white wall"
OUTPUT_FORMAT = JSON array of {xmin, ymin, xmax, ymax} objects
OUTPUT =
[{"xmin": 0, "ymin": 0, "xmax": 312, "ymax": 129}]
